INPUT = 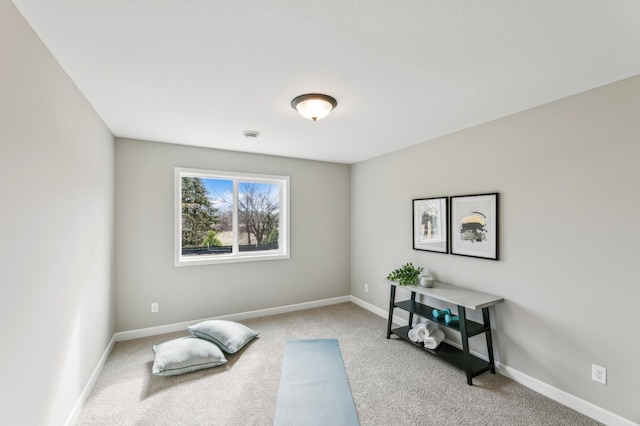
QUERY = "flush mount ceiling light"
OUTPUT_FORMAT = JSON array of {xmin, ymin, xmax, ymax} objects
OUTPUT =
[{"xmin": 291, "ymin": 93, "xmax": 337, "ymax": 121}]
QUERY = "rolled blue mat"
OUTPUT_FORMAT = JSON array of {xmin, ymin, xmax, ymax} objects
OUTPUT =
[
  {"xmin": 444, "ymin": 313, "xmax": 459, "ymax": 325},
  {"xmin": 432, "ymin": 308, "xmax": 451, "ymax": 319}
]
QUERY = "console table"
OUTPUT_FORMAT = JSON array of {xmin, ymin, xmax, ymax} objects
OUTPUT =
[{"xmin": 386, "ymin": 281, "xmax": 504, "ymax": 385}]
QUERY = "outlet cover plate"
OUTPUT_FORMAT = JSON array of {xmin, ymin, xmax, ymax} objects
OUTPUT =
[{"xmin": 592, "ymin": 364, "xmax": 606, "ymax": 385}]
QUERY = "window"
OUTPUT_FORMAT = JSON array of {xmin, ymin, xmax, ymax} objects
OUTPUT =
[{"xmin": 175, "ymin": 167, "xmax": 289, "ymax": 266}]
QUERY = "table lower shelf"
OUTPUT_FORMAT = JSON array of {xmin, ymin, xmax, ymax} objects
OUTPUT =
[
  {"xmin": 393, "ymin": 300, "xmax": 488, "ymax": 336},
  {"xmin": 390, "ymin": 325, "xmax": 493, "ymax": 378}
]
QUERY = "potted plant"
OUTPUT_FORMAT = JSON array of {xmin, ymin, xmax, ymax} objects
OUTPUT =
[{"xmin": 386, "ymin": 262, "xmax": 424, "ymax": 286}]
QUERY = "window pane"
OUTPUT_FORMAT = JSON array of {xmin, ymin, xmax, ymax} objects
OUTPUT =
[
  {"xmin": 181, "ymin": 177, "xmax": 232, "ymax": 257},
  {"xmin": 237, "ymin": 182, "xmax": 280, "ymax": 252},
  {"xmin": 175, "ymin": 167, "xmax": 289, "ymax": 266}
]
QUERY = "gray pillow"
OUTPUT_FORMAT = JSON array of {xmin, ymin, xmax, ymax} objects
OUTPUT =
[
  {"xmin": 188, "ymin": 320, "xmax": 259, "ymax": 354},
  {"xmin": 152, "ymin": 336, "xmax": 227, "ymax": 376}
]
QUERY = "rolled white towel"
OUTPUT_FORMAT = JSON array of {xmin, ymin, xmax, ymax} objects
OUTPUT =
[
  {"xmin": 416, "ymin": 321, "xmax": 435, "ymax": 341},
  {"xmin": 407, "ymin": 327, "xmax": 419, "ymax": 342},
  {"xmin": 423, "ymin": 328, "xmax": 445, "ymax": 350},
  {"xmin": 408, "ymin": 321, "xmax": 433, "ymax": 343}
]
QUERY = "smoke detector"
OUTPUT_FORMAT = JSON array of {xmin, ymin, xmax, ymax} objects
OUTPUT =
[{"xmin": 243, "ymin": 130, "xmax": 260, "ymax": 139}]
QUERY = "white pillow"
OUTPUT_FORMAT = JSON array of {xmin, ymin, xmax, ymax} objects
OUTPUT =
[
  {"xmin": 188, "ymin": 320, "xmax": 259, "ymax": 354},
  {"xmin": 152, "ymin": 336, "xmax": 227, "ymax": 376}
]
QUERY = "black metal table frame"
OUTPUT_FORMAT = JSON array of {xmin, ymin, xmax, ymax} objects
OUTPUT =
[{"xmin": 386, "ymin": 284, "xmax": 497, "ymax": 385}]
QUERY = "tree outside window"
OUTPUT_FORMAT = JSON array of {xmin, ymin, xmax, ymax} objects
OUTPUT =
[{"xmin": 175, "ymin": 168, "xmax": 289, "ymax": 266}]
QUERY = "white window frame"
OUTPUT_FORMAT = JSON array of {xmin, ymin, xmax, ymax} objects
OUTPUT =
[{"xmin": 174, "ymin": 167, "xmax": 290, "ymax": 266}]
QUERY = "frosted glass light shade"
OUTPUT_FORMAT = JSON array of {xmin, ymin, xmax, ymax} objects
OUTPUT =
[{"xmin": 291, "ymin": 94, "xmax": 337, "ymax": 121}]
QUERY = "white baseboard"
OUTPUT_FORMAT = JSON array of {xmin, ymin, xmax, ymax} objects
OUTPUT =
[
  {"xmin": 349, "ymin": 295, "xmax": 388, "ymax": 318},
  {"xmin": 350, "ymin": 295, "xmax": 638, "ymax": 426},
  {"xmin": 115, "ymin": 295, "xmax": 351, "ymax": 341},
  {"xmin": 496, "ymin": 363, "xmax": 638, "ymax": 426},
  {"xmin": 70, "ymin": 295, "xmax": 637, "ymax": 426},
  {"xmin": 64, "ymin": 334, "xmax": 116, "ymax": 426},
  {"xmin": 66, "ymin": 296, "xmax": 350, "ymax": 424}
]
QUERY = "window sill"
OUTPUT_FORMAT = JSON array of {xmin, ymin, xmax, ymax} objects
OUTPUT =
[{"xmin": 174, "ymin": 251, "xmax": 290, "ymax": 267}]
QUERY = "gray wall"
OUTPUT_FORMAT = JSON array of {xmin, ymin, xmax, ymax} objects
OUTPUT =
[
  {"xmin": 351, "ymin": 75, "xmax": 640, "ymax": 422},
  {"xmin": 4, "ymin": 0, "xmax": 637, "ymax": 421},
  {"xmin": 0, "ymin": 1, "xmax": 115, "ymax": 425},
  {"xmin": 115, "ymin": 138, "xmax": 351, "ymax": 331}
]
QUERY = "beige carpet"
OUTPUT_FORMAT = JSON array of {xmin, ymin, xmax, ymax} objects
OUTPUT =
[{"xmin": 76, "ymin": 302, "xmax": 602, "ymax": 425}]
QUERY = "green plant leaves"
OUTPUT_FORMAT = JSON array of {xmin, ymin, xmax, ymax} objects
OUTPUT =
[{"xmin": 386, "ymin": 262, "xmax": 424, "ymax": 286}]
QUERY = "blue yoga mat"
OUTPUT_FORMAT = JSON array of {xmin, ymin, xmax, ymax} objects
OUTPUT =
[{"xmin": 273, "ymin": 339, "xmax": 360, "ymax": 426}]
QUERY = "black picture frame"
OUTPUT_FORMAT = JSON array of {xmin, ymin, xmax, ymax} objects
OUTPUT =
[
  {"xmin": 450, "ymin": 193, "xmax": 499, "ymax": 260},
  {"xmin": 412, "ymin": 197, "xmax": 448, "ymax": 253}
]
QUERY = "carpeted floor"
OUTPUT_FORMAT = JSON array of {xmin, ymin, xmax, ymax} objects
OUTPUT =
[{"xmin": 76, "ymin": 302, "xmax": 602, "ymax": 425}]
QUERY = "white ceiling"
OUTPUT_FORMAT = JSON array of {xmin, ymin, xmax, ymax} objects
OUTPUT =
[{"xmin": 12, "ymin": 1, "xmax": 640, "ymax": 164}]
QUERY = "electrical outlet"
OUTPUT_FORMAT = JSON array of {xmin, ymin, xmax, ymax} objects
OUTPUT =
[
  {"xmin": 364, "ymin": 283, "xmax": 369, "ymax": 292},
  {"xmin": 592, "ymin": 364, "xmax": 606, "ymax": 385},
  {"xmin": 151, "ymin": 302, "xmax": 159, "ymax": 313}
]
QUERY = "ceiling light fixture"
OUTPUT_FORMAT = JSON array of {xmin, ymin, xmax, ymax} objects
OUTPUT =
[{"xmin": 291, "ymin": 93, "xmax": 337, "ymax": 121}]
